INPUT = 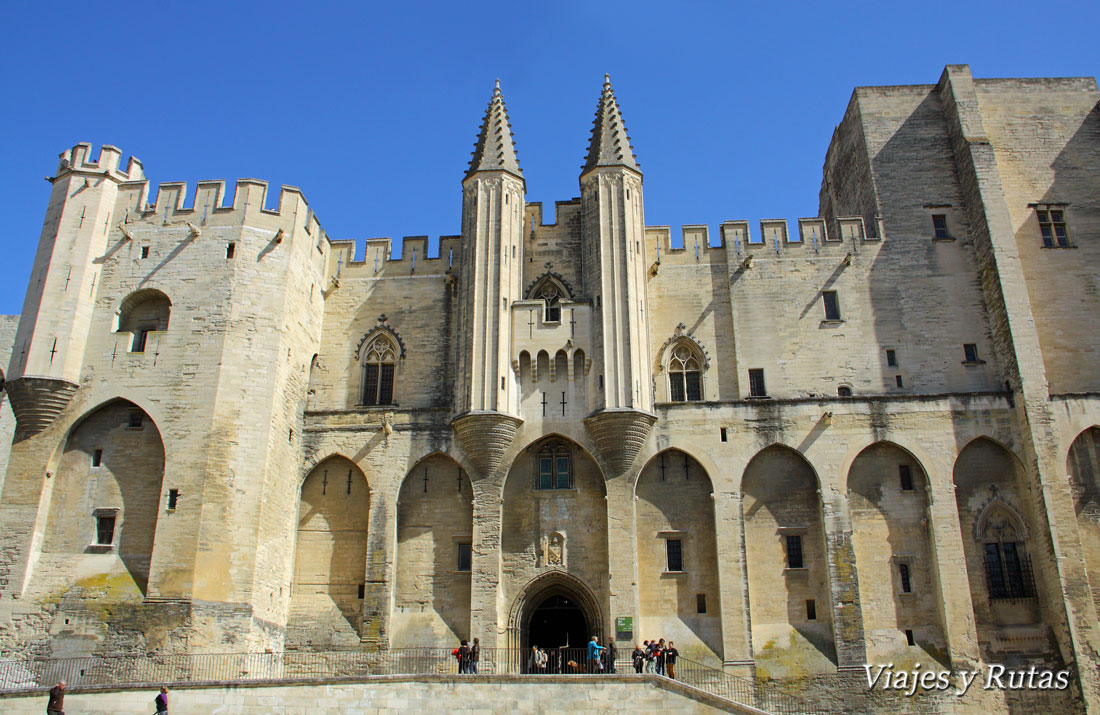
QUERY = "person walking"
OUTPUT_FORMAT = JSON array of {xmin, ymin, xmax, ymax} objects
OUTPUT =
[
  {"xmin": 586, "ymin": 634, "xmax": 606, "ymax": 673},
  {"xmin": 632, "ymin": 644, "xmax": 645, "ymax": 674},
  {"xmin": 665, "ymin": 642, "xmax": 679, "ymax": 680},
  {"xmin": 46, "ymin": 680, "xmax": 65, "ymax": 715},
  {"xmin": 155, "ymin": 686, "xmax": 169, "ymax": 714},
  {"xmin": 470, "ymin": 637, "xmax": 480, "ymax": 674}
]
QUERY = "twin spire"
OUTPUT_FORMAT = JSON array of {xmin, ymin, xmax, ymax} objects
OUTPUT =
[{"xmin": 466, "ymin": 74, "xmax": 639, "ymax": 180}]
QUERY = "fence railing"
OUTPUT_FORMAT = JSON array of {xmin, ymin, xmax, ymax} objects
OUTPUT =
[{"xmin": 0, "ymin": 648, "xmax": 813, "ymax": 714}]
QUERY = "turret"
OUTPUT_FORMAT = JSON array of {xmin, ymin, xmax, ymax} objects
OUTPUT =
[
  {"xmin": 452, "ymin": 81, "xmax": 525, "ymax": 476},
  {"xmin": 6, "ymin": 144, "xmax": 144, "ymax": 438},
  {"xmin": 579, "ymin": 76, "xmax": 656, "ymax": 474}
]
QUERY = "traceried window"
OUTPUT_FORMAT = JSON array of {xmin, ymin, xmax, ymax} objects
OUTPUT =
[
  {"xmin": 980, "ymin": 505, "xmax": 1036, "ymax": 600},
  {"xmin": 360, "ymin": 335, "xmax": 397, "ymax": 406},
  {"xmin": 667, "ymin": 344, "xmax": 703, "ymax": 402},
  {"xmin": 1036, "ymin": 208, "xmax": 1069, "ymax": 247},
  {"xmin": 535, "ymin": 440, "xmax": 572, "ymax": 490},
  {"xmin": 538, "ymin": 284, "xmax": 562, "ymax": 322}
]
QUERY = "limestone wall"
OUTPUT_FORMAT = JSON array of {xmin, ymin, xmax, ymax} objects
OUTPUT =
[{"xmin": 0, "ymin": 314, "xmax": 19, "ymax": 497}]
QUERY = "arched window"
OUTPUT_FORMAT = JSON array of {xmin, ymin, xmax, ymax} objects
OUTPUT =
[
  {"xmin": 361, "ymin": 335, "xmax": 397, "ymax": 406},
  {"xmin": 117, "ymin": 289, "xmax": 171, "ymax": 353},
  {"xmin": 538, "ymin": 284, "xmax": 562, "ymax": 323},
  {"xmin": 535, "ymin": 440, "xmax": 572, "ymax": 490},
  {"xmin": 667, "ymin": 343, "xmax": 703, "ymax": 402},
  {"xmin": 978, "ymin": 504, "xmax": 1035, "ymax": 600}
]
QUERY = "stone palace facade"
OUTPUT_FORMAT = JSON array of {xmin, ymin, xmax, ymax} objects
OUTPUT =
[{"xmin": 1, "ymin": 65, "xmax": 1099, "ymax": 712}]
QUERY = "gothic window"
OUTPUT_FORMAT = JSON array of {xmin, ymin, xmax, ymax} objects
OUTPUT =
[
  {"xmin": 664, "ymin": 339, "xmax": 705, "ymax": 402},
  {"xmin": 535, "ymin": 440, "xmax": 572, "ymax": 490},
  {"xmin": 979, "ymin": 505, "xmax": 1036, "ymax": 600},
  {"xmin": 361, "ymin": 335, "xmax": 397, "ymax": 406},
  {"xmin": 538, "ymin": 284, "xmax": 562, "ymax": 322}
]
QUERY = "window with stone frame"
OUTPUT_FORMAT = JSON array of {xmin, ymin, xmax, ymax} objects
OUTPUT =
[
  {"xmin": 534, "ymin": 440, "xmax": 572, "ymax": 490},
  {"xmin": 980, "ymin": 505, "xmax": 1036, "ymax": 600},
  {"xmin": 666, "ymin": 342, "xmax": 704, "ymax": 402},
  {"xmin": 1036, "ymin": 207, "xmax": 1070, "ymax": 247},
  {"xmin": 360, "ymin": 335, "xmax": 397, "ymax": 406}
]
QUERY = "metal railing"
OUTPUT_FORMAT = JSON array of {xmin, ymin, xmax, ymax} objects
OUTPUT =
[{"xmin": 0, "ymin": 648, "xmax": 813, "ymax": 714}]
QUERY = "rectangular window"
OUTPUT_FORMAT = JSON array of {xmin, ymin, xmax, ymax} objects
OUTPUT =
[
  {"xmin": 457, "ymin": 543, "xmax": 472, "ymax": 572},
  {"xmin": 141, "ymin": 246, "xmax": 149, "ymax": 259},
  {"xmin": 128, "ymin": 411, "xmax": 143, "ymax": 429},
  {"xmin": 1037, "ymin": 209, "xmax": 1069, "ymax": 247},
  {"xmin": 167, "ymin": 489, "xmax": 179, "ymax": 510},
  {"xmin": 786, "ymin": 534, "xmax": 804, "ymax": 569},
  {"xmin": 555, "ymin": 456, "xmax": 570, "ymax": 489},
  {"xmin": 685, "ymin": 372, "xmax": 702, "ymax": 401},
  {"xmin": 720, "ymin": 427, "xmax": 728, "ymax": 442},
  {"xmin": 92, "ymin": 449, "xmax": 103, "ymax": 468},
  {"xmin": 886, "ymin": 349, "xmax": 897, "ymax": 367},
  {"xmin": 357, "ymin": 584, "xmax": 365, "ymax": 599},
  {"xmin": 964, "ymin": 343, "xmax": 979, "ymax": 363},
  {"xmin": 378, "ymin": 363, "xmax": 395, "ymax": 405},
  {"xmin": 696, "ymin": 593, "xmax": 707, "ymax": 614},
  {"xmin": 748, "ymin": 369, "xmax": 767, "ymax": 398},
  {"xmin": 806, "ymin": 599, "xmax": 817, "ymax": 620},
  {"xmin": 96, "ymin": 514, "xmax": 116, "ymax": 545},
  {"xmin": 539, "ymin": 456, "xmax": 553, "ymax": 490},
  {"xmin": 905, "ymin": 629, "xmax": 915, "ymax": 646},
  {"xmin": 899, "ymin": 465, "xmax": 913, "ymax": 491},
  {"xmin": 899, "ymin": 563, "xmax": 912, "ymax": 593},
  {"xmin": 896, "ymin": 375, "xmax": 904, "ymax": 388},
  {"xmin": 226, "ymin": 242, "xmax": 236, "ymax": 259},
  {"xmin": 362, "ymin": 364, "xmax": 379, "ymax": 405},
  {"xmin": 822, "ymin": 291, "xmax": 841, "ymax": 320},
  {"xmin": 666, "ymin": 539, "xmax": 684, "ymax": 572},
  {"xmin": 669, "ymin": 373, "xmax": 685, "ymax": 402},
  {"xmin": 132, "ymin": 328, "xmax": 150, "ymax": 353},
  {"xmin": 931, "ymin": 215, "xmax": 950, "ymax": 239}
]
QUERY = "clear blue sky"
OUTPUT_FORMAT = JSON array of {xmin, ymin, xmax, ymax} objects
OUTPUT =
[{"xmin": 1, "ymin": 1, "xmax": 1097, "ymax": 315}]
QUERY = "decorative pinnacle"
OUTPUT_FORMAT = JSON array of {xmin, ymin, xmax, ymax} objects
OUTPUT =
[
  {"xmin": 583, "ymin": 74, "xmax": 640, "ymax": 174},
  {"xmin": 466, "ymin": 80, "xmax": 523, "ymax": 180}
]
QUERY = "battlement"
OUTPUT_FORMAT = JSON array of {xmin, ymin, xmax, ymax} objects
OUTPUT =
[
  {"xmin": 327, "ymin": 234, "xmax": 463, "ymax": 278},
  {"xmin": 644, "ymin": 216, "xmax": 879, "ymax": 266},
  {"xmin": 525, "ymin": 198, "xmax": 581, "ymax": 228},
  {"xmin": 58, "ymin": 143, "xmax": 144, "ymax": 182}
]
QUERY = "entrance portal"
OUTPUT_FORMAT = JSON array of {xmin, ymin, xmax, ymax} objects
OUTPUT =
[{"xmin": 528, "ymin": 594, "xmax": 589, "ymax": 650}]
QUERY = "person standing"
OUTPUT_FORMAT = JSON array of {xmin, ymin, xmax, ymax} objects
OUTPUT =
[
  {"xmin": 457, "ymin": 640, "xmax": 471, "ymax": 674},
  {"xmin": 606, "ymin": 640, "xmax": 617, "ymax": 674},
  {"xmin": 644, "ymin": 640, "xmax": 656, "ymax": 674},
  {"xmin": 586, "ymin": 634, "xmax": 606, "ymax": 673},
  {"xmin": 655, "ymin": 638, "xmax": 667, "ymax": 676},
  {"xmin": 155, "ymin": 686, "xmax": 169, "ymax": 714},
  {"xmin": 470, "ymin": 637, "xmax": 480, "ymax": 674},
  {"xmin": 632, "ymin": 643, "xmax": 645, "ymax": 673},
  {"xmin": 46, "ymin": 680, "xmax": 65, "ymax": 715},
  {"xmin": 665, "ymin": 642, "xmax": 679, "ymax": 680}
]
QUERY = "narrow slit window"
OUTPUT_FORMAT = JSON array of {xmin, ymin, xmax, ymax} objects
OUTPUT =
[
  {"xmin": 92, "ymin": 449, "xmax": 103, "ymax": 468},
  {"xmin": 899, "ymin": 465, "xmax": 914, "ymax": 491},
  {"xmin": 357, "ymin": 584, "xmax": 365, "ymax": 599},
  {"xmin": 896, "ymin": 375, "xmax": 904, "ymax": 388},
  {"xmin": 886, "ymin": 349, "xmax": 898, "ymax": 367},
  {"xmin": 141, "ymin": 246, "xmax": 149, "ymax": 259},
  {"xmin": 720, "ymin": 427, "xmax": 727, "ymax": 442},
  {"xmin": 457, "ymin": 543, "xmax": 472, "ymax": 572},
  {"xmin": 167, "ymin": 489, "xmax": 180, "ymax": 510},
  {"xmin": 806, "ymin": 599, "xmax": 817, "ymax": 620},
  {"xmin": 899, "ymin": 563, "xmax": 912, "ymax": 593},
  {"xmin": 905, "ymin": 629, "xmax": 915, "ymax": 646},
  {"xmin": 696, "ymin": 593, "xmax": 707, "ymax": 614},
  {"xmin": 226, "ymin": 242, "xmax": 236, "ymax": 259}
]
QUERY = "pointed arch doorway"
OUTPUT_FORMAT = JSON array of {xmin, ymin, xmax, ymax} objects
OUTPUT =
[{"xmin": 509, "ymin": 572, "xmax": 604, "ymax": 659}]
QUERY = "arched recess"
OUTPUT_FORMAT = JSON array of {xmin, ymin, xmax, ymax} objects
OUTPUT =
[
  {"xmin": 1068, "ymin": 426, "xmax": 1100, "ymax": 620},
  {"xmin": 847, "ymin": 442, "xmax": 947, "ymax": 663},
  {"xmin": 953, "ymin": 438, "xmax": 1053, "ymax": 660},
  {"xmin": 42, "ymin": 399, "xmax": 165, "ymax": 596},
  {"xmin": 742, "ymin": 444, "xmax": 837, "ymax": 676},
  {"xmin": 392, "ymin": 453, "xmax": 473, "ymax": 648},
  {"xmin": 635, "ymin": 449, "xmax": 722, "ymax": 660},
  {"xmin": 116, "ymin": 289, "xmax": 171, "ymax": 352},
  {"xmin": 502, "ymin": 435, "xmax": 609, "ymax": 648},
  {"xmin": 508, "ymin": 570, "xmax": 604, "ymax": 655},
  {"xmin": 287, "ymin": 455, "xmax": 370, "ymax": 648}
]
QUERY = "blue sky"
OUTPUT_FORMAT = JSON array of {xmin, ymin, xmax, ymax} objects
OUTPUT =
[{"xmin": 1, "ymin": 1, "xmax": 1097, "ymax": 315}]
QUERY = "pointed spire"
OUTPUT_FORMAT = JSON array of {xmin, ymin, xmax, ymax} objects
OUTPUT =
[
  {"xmin": 466, "ymin": 80, "xmax": 523, "ymax": 180},
  {"xmin": 582, "ymin": 73, "xmax": 640, "ymax": 174}
]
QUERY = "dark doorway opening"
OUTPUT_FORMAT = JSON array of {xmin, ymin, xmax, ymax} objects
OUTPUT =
[{"xmin": 528, "ymin": 593, "xmax": 588, "ymax": 650}]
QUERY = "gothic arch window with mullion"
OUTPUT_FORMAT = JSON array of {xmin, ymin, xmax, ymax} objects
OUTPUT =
[
  {"xmin": 666, "ymin": 342, "xmax": 704, "ymax": 402},
  {"xmin": 361, "ymin": 335, "xmax": 397, "ymax": 406}
]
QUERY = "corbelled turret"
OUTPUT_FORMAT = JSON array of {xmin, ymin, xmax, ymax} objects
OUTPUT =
[{"xmin": 453, "ymin": 80, "xmax": 526, "ymax": 477}]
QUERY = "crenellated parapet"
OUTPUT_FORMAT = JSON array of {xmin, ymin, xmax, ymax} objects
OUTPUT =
[
  {"xmin": 326, "ymin": 235, "xmax": 464, "ymax": 279},
  {"xmin": 57, "ymin": 142, "xmax": 144, "ymax": 183}
]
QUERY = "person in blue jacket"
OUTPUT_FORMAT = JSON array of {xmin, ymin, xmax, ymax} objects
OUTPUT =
[{"xmin": 587, "ymin": 634, "xmax": 606, "ymax": 673}]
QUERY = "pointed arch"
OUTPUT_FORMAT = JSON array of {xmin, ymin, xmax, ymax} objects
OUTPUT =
[
  {"xmin": 507, "ymin": 570, "xmax": 605, "ymax": 650},
  {"xmin": 392, "ymin": 452, "xmax": 472, "ymax": 646},
  {"xmin": 1067, "ymin": 426, "xmax": 1100, "ymax": 619},
  {"xmin": 356, "ymin": 328, "xmax": 401, "ymax": 406},
  {"xmin": 525, "ymin": 273, "xmax": 573, "ymax": 323}
]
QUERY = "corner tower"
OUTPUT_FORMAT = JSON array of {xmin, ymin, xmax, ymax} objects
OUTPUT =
[
  {"xmin": 6, "ymin": 144, "xmax": 144, "ymax": 438},
  {"xmin": 580, "ymin": 75, "xmax": 656, "ymax": 475},
  {"xmin": 452, "ymin": 81, "xmax": 525, "ymax": 476}
]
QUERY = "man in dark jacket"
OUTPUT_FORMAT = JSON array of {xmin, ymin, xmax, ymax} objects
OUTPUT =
[
  {"xmin": 46, "ymin": 680, "xmax": 65, "ymax": 714},
  {"xmin": 665, "ymin": 642, "xmax": 679, "ymax": 680},
  {"xmin": 155, "ymin": 685, "xmax": 169, "ymax": 714}
]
